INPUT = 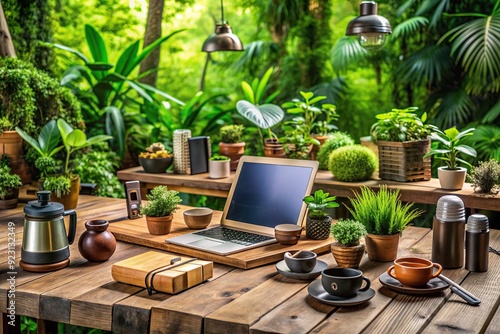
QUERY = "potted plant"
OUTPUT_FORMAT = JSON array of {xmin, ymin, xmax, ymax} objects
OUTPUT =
[
  {"xmin": 219, "ymin": 124, "xmax": 245, "ymax": 170},
  {"xmin": 138, "ymin": 142, "xmax": 174, "ymax": 173},
  {"xmin": 468, "ymin": 159, "xmax": 500, "ymax": 194},
  {"xmin": 281, "ymin": 91, "xmax": 339, "ymax": 159},
  {"xmin": 209, "ymin": 155, "xmax": 231, "ymax": 179},
  {"xmin": 16, "ymin": 119, "xmax": 112, "ymax": 209},
  {"xmin": 370, "ymin": 107, "xmax": 436, "ymax": 182},
  {"xmin": 328, "ymin": 145, "xmax": 378, "ymax": 182},
  {"xmin": 316, "ymin": 132, "xmax": 355, "ymax": 170},
  {"xmin": 140, "ymin": 185, "xmax": 182, "ymax": 235},
  {"xmin": 236, "ymin": 68, "xmax": 285, "ymax": 157},
  {"xmin": 280, "ymin": 131, "xmax": 313, "ymax": 160},
  {"xmin": 0, "ymin": 57, "xmax": 83, "ymax": 183},
  {"xmin": 330, "ymin": 218, "xmax": 367, "ymax": 269},
  {"xmin": 346, "ymin": 185, "xmax": 423, "ymax": 262},
  {"xmin": 423, "ymin": 126, "xmax": 477, "ymax": 190},
  {"xmin": 0, "ymin": 155, "xmax": 22, "ymax": 209},
  {"xmin": 303, "ymin": 189, "xmax": 339, "ymax": 240}
]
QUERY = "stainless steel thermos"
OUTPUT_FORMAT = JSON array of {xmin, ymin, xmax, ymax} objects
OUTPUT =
[
  {"xmin": 465, "ymin": 214, "xmax": 489, "ymax": 272},
  {"xmin": 432, "ymin": 195, "xmax": 466, "ymax": 268}
]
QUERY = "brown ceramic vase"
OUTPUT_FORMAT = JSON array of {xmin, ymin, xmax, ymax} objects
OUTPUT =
[
  {"xmin": 364, "ymin": 233, "xmax": 400, "ymax": 262},
  {"xmin": 78, "ymin": 220, "xmax": 116, "ymax": 262},
  {"xmin": 146, "ymin": 215, "xmax": 173, "ymax": 235},
  {"xmin": 219, "ymin": 142, "xmax": 245, "ymax": 171}
]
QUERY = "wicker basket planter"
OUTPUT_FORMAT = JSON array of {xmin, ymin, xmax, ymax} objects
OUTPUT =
[
  {"xmin": 377, "ymin": 139, "xmax": 431, "ymax": 182},
  {"xmin": 330, "ymin": 242, "xmax": 365, "ymax": 269}
]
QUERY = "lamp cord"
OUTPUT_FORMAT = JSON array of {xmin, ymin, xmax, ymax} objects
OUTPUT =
[{"xmin": 220, "ymin": 0, "xmax": 225, "ymax": 23}]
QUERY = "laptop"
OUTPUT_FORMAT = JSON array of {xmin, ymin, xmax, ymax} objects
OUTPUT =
[{"xmin": 166, "ymin": 156, "xmax": 319, "ymax": 255}]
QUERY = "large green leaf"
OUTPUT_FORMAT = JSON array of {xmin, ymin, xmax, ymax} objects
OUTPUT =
[
  {"xmin": 85, "ymin": 25, "xmax": 108, "ymax": 63},
  {"xmin": 236, "ymin": 101, "xmax": 284, "ymax": 129},
  {"xmin": 38, "ymin": 120, "xmax": 61, "ymax": 155},
  {"xmin": 105, "ymin": 106, "xmax": 125, "ymax": 157},
  {"xmin": 255, "ymin": 67, "xmax": 274, "ymax": 104},
  {"xmin": 66, "ymin": 129, "xmax": 87, "ymax": 148},
  {"xmin": 15, "ymin": 127, "xmax": 42, "ymax": 156},
  {"xmin": 115, "ymin": 41, "xmax": 140, "ymax": 76},
  {"xmin": 51, "ymin": 43, "xmax": 89, "ymax": 63}
]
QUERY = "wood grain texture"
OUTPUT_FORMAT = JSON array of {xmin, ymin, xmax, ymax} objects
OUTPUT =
[{"xmin": 485, "ymin": 305, "xmax": 500, "ymax": 334}]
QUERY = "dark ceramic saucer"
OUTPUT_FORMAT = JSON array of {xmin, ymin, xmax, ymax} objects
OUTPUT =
[
  {"xmin": 379, "ymin": 272, "xmax": 449, "ymax": 295},
  {"xmin": 276, "ymin": 260, "xmax": 328, "ymax": 280},
  {"xmin": 307, "ymin": 280, "xmax": 376, "ymax": 306}
]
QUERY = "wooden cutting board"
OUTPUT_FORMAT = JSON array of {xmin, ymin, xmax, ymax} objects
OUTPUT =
[{"xmin": 111, "ymin": 251, "xmax": 213, "ymax": 294}]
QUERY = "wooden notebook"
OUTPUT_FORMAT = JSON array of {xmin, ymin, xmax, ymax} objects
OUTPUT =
[{"xmin": 111, "ymin": 251, "xmax": 213, "ymax": 294}]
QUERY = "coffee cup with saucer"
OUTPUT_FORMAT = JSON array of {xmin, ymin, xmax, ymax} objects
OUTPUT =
[{"xmin": 387, "ymin": 257, "xmax": 442, "ymax": 288}]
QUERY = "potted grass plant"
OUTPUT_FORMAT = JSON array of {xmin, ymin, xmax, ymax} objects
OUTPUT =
[
  {"xmin": 140, "ymin": 185, "xmax": 182, "ymax": 235},
  {"xmin": 219, "ymin": 124, "xmax": 245, "ymax": 170},
  {"xmin": 423, "ymin": 126, "xmax": 477, "ymax": 190},
  {"xmin": 330, "ymin": 218, "xmax": 367, "ymax": 269},
  {"xmin": 346, "ymin": 185, "xmax": 423, "ymax": 262},
  {"xmin": 303, "ymin": 189, "xmax": 339, "ymax": 240}
]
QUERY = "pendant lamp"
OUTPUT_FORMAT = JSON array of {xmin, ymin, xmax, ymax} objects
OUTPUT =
[
  {"xmin": 346, "ymin": 1, "xmax": 392, "ymax": 50},
  {"xmin": 202, "ymin": 0, "xmax": 243, "ymax": 53}
]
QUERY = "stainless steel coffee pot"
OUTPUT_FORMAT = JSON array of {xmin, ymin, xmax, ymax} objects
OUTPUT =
[{"xmin": 21, "ymin": 191, "xmax": 77, "ymax": 264}]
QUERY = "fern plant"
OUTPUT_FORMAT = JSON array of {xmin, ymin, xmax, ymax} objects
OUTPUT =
[{"xmin": 347, "ymin": 185, "xmax": 423, "ymax": 235}]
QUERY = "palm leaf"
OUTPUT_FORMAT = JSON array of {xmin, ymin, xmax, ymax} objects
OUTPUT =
[
  {"xmin": 468, "ymin": 125, "xmax": 500, "ymax": 161},
  {"xmin": 428, "ymin": 88, "xmax": 474, "ymax": 128},
  {"xmin": 395, "ymin": 45, "xmax": 452, "ymax": 85},
  {"xmin": 330, "ymin": 37, "xmax": 368, "ymax": 74},
  {"xmin": 397, "ymin": 0, "xmax": 417, "ymax": 16},
  {"xmin": 392, "ymin": 17, "xmax": 429, "ymax": 39},
  {"xmin": 442, "ymin": 13, "xmax": 500, "ymax": 86},
  {"xmin": 416, "ymin": 0, "xmax": 450, "ymax": 28},
  {"xmin": 482, "ymin": 99, "xmax": 500, "ymax": 123}
]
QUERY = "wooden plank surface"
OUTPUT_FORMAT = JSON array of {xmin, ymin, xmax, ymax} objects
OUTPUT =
[
  {"xmin": 117, "ymin": 167, "xmax": 500, "ymax": 212},
  {"xmin": 108, "ymin": 206, "xmax": 333, "ymax": 269}
]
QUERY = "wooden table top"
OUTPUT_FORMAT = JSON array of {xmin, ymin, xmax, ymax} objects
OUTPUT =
[
  {"xmin": 118, "ymin": 166, "xmax": 500, "ymax": 212},
  {"xmin": 1, "ymin": 196, "xmax": 499, "ymax": 333}
]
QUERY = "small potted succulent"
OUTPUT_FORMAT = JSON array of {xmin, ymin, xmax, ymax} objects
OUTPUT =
[
  {"xmin": 468, "ymin": 159, "xmax": 500, "ymax": 194},
  {"xmin": 140, "ymin": 185, "xmax": 182, "ymax": 235},
  {"xmin": 330, "ymin": 218, "xmax": 367, "ymax": 269},
  {"xmin": 328, "ymin": 145, "xmax": 378, "ymax": 182},
  {"xmin": 303, "ymin": 189, "xmax": 339, "ymax": 240},
  {"xmin": 0, "ymin": 155, "xmax": 22, "ymax": 209},
  {"xmin": 347, "ymin": 185, "xmax": 423, "ymax": 262},
  {"xmin": 209, "ymin": 155, "xmax": 231, "ymax": 179},
  {"xmin": 219, "ymin": 124, "xmax": 245, "ymax": 171},
  {"xmin": 423, "ymin": 126, "xmax": 477, "ymax": 190},
  {"xmin": 138, "ymin": 142, "xmax": 174, "ymax": 173}
]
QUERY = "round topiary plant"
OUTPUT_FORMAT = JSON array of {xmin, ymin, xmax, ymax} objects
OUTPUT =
[
  {"xmin": 328, "ymin": 145, "xmax": 378, "ymax": 182},
  {"xmin": 317, "ymin": 132, "xmax": 355, "ymax": 169}
]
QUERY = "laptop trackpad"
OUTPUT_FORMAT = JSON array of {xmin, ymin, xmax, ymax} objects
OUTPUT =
[{"xmin": 188, "ymin": 239, "xmax": 224, "ymax": 248}]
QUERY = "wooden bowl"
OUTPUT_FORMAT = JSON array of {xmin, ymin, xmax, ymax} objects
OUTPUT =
[
  {"xmin": 274, "ymin": 224, "xmax": 302, "ymax": 245},
  {"xmin": 183, "ymin": 208, "xmax": 213, "ymax": 229}
]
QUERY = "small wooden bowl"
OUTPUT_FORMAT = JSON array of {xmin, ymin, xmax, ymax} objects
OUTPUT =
[
  {"xmin": 183, "ymin": 208, "xmax": 213, "ymax": 229},
  {"xmin": 274, "ymin": 224, "xmax": 302, "ymax": 245}
]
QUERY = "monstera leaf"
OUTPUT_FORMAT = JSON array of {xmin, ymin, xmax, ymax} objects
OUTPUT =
[{"xmin": 236, "ymin": 100, "xmax": 284, "ymax": 129}]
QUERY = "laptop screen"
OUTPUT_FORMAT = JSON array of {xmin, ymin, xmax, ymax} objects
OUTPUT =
[{"xmin": 222, "ymin": 156, "xmax": 318, "ymax": 232}]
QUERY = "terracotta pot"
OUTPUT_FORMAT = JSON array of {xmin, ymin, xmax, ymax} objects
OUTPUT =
[
  {"xmin": 48, "ymin": 175, "xmax": 81, "ymax": 210},
  {"xmin": 310, "ymin": 135, "xmax": 330, "ymax": 160},
  {"xmin": 219, "ymin": 142, "xmax": 245, "ymax": 171},
  {"xmin": 209, "ymin": 159, "xmax": 230, "ymax": 179},
  {"xmin": 0, "ymin": 131, "xmax": 31, "ymax": 184},
  {"xmin": 78, "ymin": 220, "xmax": 116, "ymax": 262},
  {"xmin": 263, "ymin": 138, "xmax": 285, "ymax": 158},
  {"xmin": 330, "ymin": 242, "xmax": 365, "ymax": 269},
  {"xmin": 0, "ymin": 188, "xmax": 19, "ymax": 210},
  {"xmin": 364, "ymin": 233, "xmax": 400, "ymax": 262},
  {"xmin": 438, "ymin": 167, "xmax": 467, "ymax": 190},
  {"xmin": 306, "ymin": 216, "xmax": 332, "ymax": 240},
  {"xmin": 146, "ymin": 215, "xmax": 173, "ymax": 235}
]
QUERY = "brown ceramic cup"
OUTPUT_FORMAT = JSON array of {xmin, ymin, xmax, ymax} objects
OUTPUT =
[
  {"xmin": 387, "ymin": 257, "xmax": 442, "ymax": 288},
  {"xmin": 321, "ymin": 268, "xmax": 371, "ymax": 297}
]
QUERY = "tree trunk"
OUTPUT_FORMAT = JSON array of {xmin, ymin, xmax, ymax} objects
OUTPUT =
[
  {"xmin": 0, "ymin": 1, "xmax": 16, "ymax": 57},
  {"xmin": 139, "ymin": 0, "xmax": 164, "ymax": 87}
]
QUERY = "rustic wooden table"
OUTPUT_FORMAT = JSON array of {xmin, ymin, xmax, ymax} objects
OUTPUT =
[
  {"xmin": 2, "ymin": 196, "xmax": 500, "ymax": 334},
  {"xmin": 117, "ymin": 167, "xmax": 500, "ymax": 212}
]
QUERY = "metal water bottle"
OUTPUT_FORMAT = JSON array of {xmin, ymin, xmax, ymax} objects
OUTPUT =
[
  {"xmin": 465, "ymin": 214, "xmax": 489, "ymax": 272},
  {"xmin": 432, "ymin": 195, "xmax": 466, "ymax": 268}
]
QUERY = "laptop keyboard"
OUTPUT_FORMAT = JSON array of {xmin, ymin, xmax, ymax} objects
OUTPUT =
[{"xmin": 193, "ymin": 226, "xmax": 274, "ymax": 246}]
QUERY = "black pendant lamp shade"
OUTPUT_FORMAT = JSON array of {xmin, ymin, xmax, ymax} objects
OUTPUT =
[
  {"xmin": 202, "ymin": 0, "xmax": 243, "ymax": 53},
  {"xmin": 346, "ymin": 1, "xmax": 391, "ymax": 50}
]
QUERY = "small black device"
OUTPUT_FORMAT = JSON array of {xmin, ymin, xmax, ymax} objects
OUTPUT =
[{"xmin": 124, "ymin": 181, "xmax": 142, "ymax": 219}]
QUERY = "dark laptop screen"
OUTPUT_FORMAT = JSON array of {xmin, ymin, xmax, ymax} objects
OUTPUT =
[{"xmin": 225, "ymin": 162, "xmax": 314, "ymax": 228}]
